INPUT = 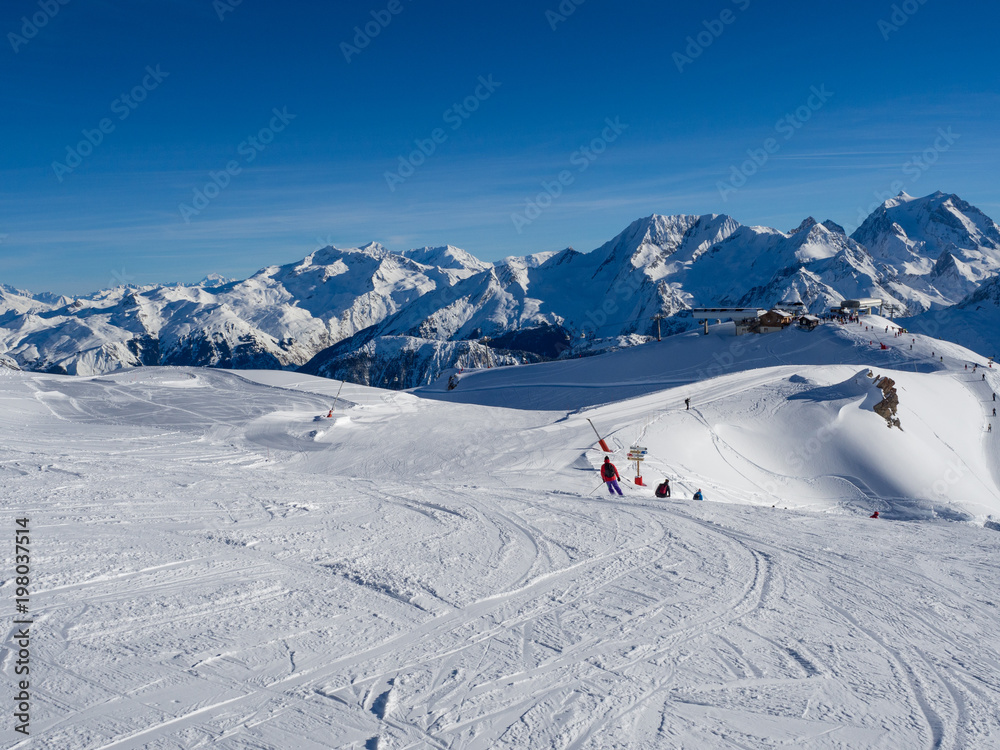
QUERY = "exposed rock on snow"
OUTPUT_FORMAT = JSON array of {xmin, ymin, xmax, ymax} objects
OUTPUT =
[{"xmin": 873, "ymin": 375, "xmax": 902, "ymax": 429}]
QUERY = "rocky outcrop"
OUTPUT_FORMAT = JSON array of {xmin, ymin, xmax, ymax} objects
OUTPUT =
[{"xmin": 873, "ymin": 374, "xmax": 902, "ymax": 430}]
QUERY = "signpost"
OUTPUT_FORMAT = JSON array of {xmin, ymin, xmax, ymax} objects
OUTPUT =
[{"xmin": 628, "ymin": 445, "xmax": 647, "ymax": 485}]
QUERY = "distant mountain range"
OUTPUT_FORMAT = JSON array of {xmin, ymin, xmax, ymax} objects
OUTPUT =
[{"xmin": 3, "ymin": 191, "xmax": 999, "ymax": 386}]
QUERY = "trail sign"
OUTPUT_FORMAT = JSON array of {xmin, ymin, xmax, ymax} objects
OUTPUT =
[{"xmin": 627, "ymin": 445, "xmax": 647, "ymax": 461}]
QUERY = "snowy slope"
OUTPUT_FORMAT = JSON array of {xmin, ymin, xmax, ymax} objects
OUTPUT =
[
  {"xmin": 414, "ymin": 315, "xmax": 967, "ymax": 410},
  {"xmin": 902, "ymin": 273, "xmax": 1000, "ymax": 360},
  {"xmin": 4, "ymin": 323, "xmax": 1000, "ymax": 747}
]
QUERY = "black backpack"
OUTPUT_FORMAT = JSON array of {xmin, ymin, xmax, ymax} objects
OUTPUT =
[{"xmin": 602, "ymin": 463, "xmax": 615, "ymax": 480}]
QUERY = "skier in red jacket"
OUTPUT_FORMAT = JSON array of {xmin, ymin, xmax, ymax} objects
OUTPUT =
[{"xmin": 601, "ymin": 457, "xmax": 623, "ymax": 496}]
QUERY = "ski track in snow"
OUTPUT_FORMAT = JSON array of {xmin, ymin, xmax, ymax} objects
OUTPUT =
[{"xmin": 2, "ymin": 347, "xmax": 1000, "ymax": 749}]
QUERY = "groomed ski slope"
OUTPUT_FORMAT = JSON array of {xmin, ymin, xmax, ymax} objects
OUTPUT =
[
  {"xmin": 415, "ymin": 315, "xmax": 976, "ymax": 411},
  {"xmin": 2, "ymin": 317, "xmax": 1000, "ymax": 748}
]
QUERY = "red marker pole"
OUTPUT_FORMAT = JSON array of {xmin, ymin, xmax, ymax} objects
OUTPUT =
[{"xmin": 587, "ymin": 418, "xmax": 612, "ymax": 453}]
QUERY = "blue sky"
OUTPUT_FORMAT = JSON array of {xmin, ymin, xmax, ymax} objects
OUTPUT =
[{"xmin": 1, "ymin": 0, "xmax": 998, "ymax": 295}]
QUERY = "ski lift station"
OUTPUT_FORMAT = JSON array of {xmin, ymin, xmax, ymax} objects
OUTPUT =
[
  {"xmin": 691, "ymin": 306, "xmax": 822, "ymax": 336},
  {"xmin": 690, "ymin": 308, "xmax": 765, "ymax": 323},
  {"xmin": 833, "ymin": 298, "xmax": 884, "ymax": 316},
  {"xmin": 690, "ymin": 308, "xmax": 766, "ymax": 335}
]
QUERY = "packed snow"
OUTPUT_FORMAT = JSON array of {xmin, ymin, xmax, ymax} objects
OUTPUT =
[{"xmin": 3, "ymin": 317, "xmax": 1000, "ymax": 748}]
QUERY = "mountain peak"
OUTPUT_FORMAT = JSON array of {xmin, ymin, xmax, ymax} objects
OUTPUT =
[
  {"xmin": 789, "ymin": 217, "xmax": 818, "ymax": 235},
  {"xmin": 199, "ymin": 273, "xmax": 233, "ymax": 287},
  {"xmin": 307, "ymin": 242, "xmax": 389, "ymax": 267},
  {"xmin": 400, "ymin": 245, "xmax": 491, "ymax": 273}
]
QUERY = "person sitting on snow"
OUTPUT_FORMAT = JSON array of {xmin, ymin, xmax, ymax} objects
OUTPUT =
[
  {"xmin": 692, "ymin": 489, "xmax": 704, "ymax": 501},
  {"xmin": 601, "ymin": 457, "xmax": 623, "ymax": 496},
  {"xmin": 655, "ymin": 479, "xmax": 671, "ymax": 498}
]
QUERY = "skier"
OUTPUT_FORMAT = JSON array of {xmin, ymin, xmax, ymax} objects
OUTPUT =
[
  {"xmin": 993, "ymin": 408, "xmax": 996, "ymax": 417},
  {"xmin": 692, "ymin": 488, "xmax": 704, "ymax": 501},
  {"xmin": 655, "ymin": 479, "xmax": 671, "ymax": 499},
  {"xmin": 870, "ymin": 511, "xmax": 880, "ymax": 519},
  {"xmin": 601, "ymin": 457, "xmax": 623, "ymax": 496},
  {"xmin": 684, "ymin": 397, "xmax": 691, "ymax": 410}
]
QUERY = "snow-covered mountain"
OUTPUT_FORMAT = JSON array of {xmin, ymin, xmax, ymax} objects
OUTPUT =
[
  {"xmin": 0, "ymin": 283, "xmax": 70, "ymax": 316},
  {"xmin": 301, "ymin": 212, "xmax": 903, "ymax": 381},
  {"xmin": 851, "ymin": 191, "xmax": 1000, "ymax": 310},
  {"xmin": 678, "ymin": 217, "xmax": 897, "ymax": 315},
  {"xmin": 0, "ymin": 243, "xmax": 483, "ymax": 375},
  {"xmin": 300, "ymin": 334, "xmax": 538, "ymax": 389},
  {"xmin": 2, "ymin": 191, "xmax": 998, "ymax": 384}
]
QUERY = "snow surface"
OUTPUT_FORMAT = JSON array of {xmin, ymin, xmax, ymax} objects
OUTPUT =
[{"xmin": 3, "ymin": 320, "xmax": 1000, "ymax": 748}]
